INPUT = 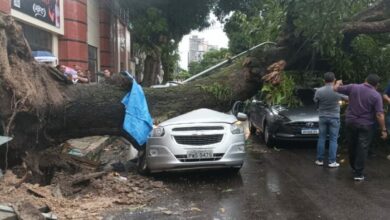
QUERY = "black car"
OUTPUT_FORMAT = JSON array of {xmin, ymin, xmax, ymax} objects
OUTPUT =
[{"xmin": 241, "ymin": 88, "xmax": 320, "ymax": 146}]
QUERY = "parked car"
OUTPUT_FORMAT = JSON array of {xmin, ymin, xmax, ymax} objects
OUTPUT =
[
  {"xmin": 32, "ymin": 50, "xmax": 58, "ymax": 67},
  {"xmin": 245, "ymin": 88, "xmax": 320, "ymax": 147},
  {"xmin": 137, "ymin": 108, "xmax": 247, "ymax": 174}
]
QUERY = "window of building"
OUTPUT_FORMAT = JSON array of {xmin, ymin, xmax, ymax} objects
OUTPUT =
[
  {"xmin": 88, "ymin": 45, "xmax": 98, "ymax": 82},
  {"xmin": 20, "ymin": 23, "xmax": 52, "ymax": 51}
]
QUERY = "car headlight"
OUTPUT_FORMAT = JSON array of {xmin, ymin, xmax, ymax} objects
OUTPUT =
[
  {"xmin": 339, "ymin": 100, "xmax": 347, "ymax": 106},
  {"xmin": 151, "ymin": 127, "xmax": 165, "ymax": 137},
  {"xmin": 231, "ymin": 122, "xmax": 244, "ymax": 134}
]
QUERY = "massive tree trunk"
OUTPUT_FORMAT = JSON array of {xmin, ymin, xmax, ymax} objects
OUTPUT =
[{"xmin": 0, "ymin": 15, "xmax": 294, "ymax": 167}]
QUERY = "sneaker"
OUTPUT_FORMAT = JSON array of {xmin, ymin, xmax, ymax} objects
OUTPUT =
[
  {"xmin": 315, "ymin": 160, "xmax": 324, "ymax": 166},
  {"xmin": 328, "ymin": 162, "xmax": 340, "ymax": 168},
  {"xmin": 353, "ymin": 175, "xmax": 365, "ymax": 181}
]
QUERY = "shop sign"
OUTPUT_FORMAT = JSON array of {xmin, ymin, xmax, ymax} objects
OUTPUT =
[{"xmin": 12, "ymin": 0, "xmax": 60, "ymax": 28}]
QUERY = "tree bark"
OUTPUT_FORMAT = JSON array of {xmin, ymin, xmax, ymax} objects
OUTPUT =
[{"xmin": 142, "ymin": 52, "xmax": 162, "ymax": 87}]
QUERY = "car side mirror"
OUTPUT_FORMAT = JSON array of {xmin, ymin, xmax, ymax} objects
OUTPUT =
[
  {"xmin": 236, "ymin": 112, "xmax": 248, "ymax": 121},
  {"xmin": 232, "ymin": 101, "xmax": 244, "ymax": 116}
]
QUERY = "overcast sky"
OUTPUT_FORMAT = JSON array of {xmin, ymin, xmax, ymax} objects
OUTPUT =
[{"xmin": 178, "ymin": 14, "xmax": 229, "ymax": 70}]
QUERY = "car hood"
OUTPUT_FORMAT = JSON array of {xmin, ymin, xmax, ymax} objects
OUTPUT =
[
  {"xmin": 159, "ymin": 108, "xmax": 236, "ymax": 126},
  {"xmin": 278, "ymin": 105, "xmax": 319, "ymax": 122}
]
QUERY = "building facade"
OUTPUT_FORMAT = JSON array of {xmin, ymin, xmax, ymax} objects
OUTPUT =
[
  {"xmin": 0, "ymin": 0, "xmax": 133, "ymax": 82},
  {"xmin": 188, "ymin": 35, "xmax": 218, "ymax": 66}
]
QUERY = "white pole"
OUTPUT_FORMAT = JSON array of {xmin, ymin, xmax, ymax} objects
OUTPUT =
[{"xmin": 182, "ymin": 41, "xmax": 277, "ymax": 84}]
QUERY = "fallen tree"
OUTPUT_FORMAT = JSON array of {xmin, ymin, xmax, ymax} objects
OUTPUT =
[
  {"xmin": 0, "ymin": 15, "xmax": 286, "ymax": 168},
  {"xmin": 1, "ymin": 0, "xmax": 390, "ymax": 169}
]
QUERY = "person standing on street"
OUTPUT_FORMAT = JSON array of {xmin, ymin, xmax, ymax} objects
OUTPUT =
[
  {"xmin": 314, "ymin": 72, "xmax": 347, "ymax": 168},
  {"xmin": 334, "ymin": 74, "xmax": 387, "ymax": 181}
]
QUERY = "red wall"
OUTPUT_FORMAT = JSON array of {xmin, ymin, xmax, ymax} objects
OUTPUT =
[
  {"xmin": 59, "ymin": 0, "xmax": 88, "ymax": 70},
  {"xmin": 0, "ymin": 0, "xmax": 126, "ymax": 76},
  {"xmin": 0, "ymin": 0, "xmax": 10, "ymax": 14}
]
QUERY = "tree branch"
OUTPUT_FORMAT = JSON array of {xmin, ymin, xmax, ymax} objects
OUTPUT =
[
  {"xmin": 340, "ymin": 0, "xmax": 390, "ymax": 49},
  {"xmin": 349, "ymin": 0, "xmax": 388, "ymax": 22},
  {"xmin": 342, "ymin": 18, "xmax": 390, "ymax": 34}
]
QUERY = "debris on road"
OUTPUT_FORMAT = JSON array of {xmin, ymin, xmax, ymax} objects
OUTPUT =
[
  {"xmin": 0, "ymin": 204, "xmax": 17, "ymax": 220},
  {"xmin": 190, "ymin": 207, "xmax": 202, "ymax": 212},
  {"xmin": 0, "ymin": 202, "xmax": 58, "ymax": 220},
  {"xmin": 63, "ymin": 136, "xmax": 138, "ymax": 170},
  {"xmin": 0, "ymin": 136, "xmax": 167, "ymax": 219},
  {"xmin": 64, "ymin": 136, "xmax": 111, "ymax": 158},
  {"xmin": 0, "ymin": 170, "xmax": 167, "ymax": 219},
  {"xmin": 273, "ymin": 147, "xmax": 281, "ymax": 152},
  {"xmin": 222, "ymin": 188, "xmax": 234, "ymax": 193},
  {"xmin": 13, "ymin": 201, "xmax": 45, "ymax": 220},
  {"xmin": 162, "ymin": 210, "xmax": 173, "ymax": 215}
]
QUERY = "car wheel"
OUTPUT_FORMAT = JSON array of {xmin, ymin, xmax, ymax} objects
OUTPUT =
[
  {"xmin": 137, "ymin": 149, "xmax": 150, "ymax": 175},
  {"xmin": 263, "ymin": 123, "xmax": 275, "ymax": 147}
]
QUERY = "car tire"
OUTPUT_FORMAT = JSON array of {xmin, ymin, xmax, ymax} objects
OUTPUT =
[
  {"xmin": 263, "ymin": 123, "xmax": 275, "ymax": 147},
  {"xmin": 137, "ymin": 149, "xmax": 150, "ymax": 175},
  {"xmin": 228, "ymin": 166, "xmax": 242, "ymax": 174}
]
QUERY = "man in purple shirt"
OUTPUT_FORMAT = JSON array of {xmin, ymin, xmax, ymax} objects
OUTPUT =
[
  {"xmin": 382, "ymin": 83, "xmax": 390, "ymax": 160},
  {"xmin": 334, "ymin": 74, "xmax": 387, "ymax": 181}
]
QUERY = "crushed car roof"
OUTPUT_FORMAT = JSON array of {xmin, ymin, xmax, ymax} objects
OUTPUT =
[{"xmin": 159, "ymin": 108, "xmax": 236, "ymax": 126}]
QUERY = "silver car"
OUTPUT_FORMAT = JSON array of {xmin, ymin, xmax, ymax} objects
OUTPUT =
[{"xmin": 137, "ymin": 108, "xmax": 247, "ymax": 174}]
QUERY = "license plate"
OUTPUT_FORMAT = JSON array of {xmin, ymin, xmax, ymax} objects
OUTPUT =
[
  {"xmin": 301, "ymin": 129, "xmax": 319, "ymax": 134},
  {"xmin": 187, "ymin": 150, "xmax": 213, "ymax": 159}
]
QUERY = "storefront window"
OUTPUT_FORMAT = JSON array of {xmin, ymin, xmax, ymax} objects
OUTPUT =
[{"xmin": 20, "ymin": 23, "xmax": 52, "ymax": 52}]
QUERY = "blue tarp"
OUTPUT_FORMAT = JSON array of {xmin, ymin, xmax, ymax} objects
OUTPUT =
[{"xmin": 122, "ymin": 75, "xmax": 153, "ymax": 148}]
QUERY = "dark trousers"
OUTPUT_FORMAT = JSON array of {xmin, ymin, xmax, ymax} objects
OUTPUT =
[{"xmin": 345, "ymin": 123, "xmax": 374, "ymax": 176}]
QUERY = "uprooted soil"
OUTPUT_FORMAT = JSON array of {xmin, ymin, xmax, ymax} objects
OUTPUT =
[{"xmin": 0, "ymin": 170, "xmax": 169, "ymax": 219}]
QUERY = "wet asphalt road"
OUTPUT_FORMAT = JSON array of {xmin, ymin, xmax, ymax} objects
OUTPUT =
[{"xmin": 106, "ymin": 136, "xmax": 390, "ymax": 220}]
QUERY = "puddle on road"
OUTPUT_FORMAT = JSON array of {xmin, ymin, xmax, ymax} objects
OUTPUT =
[{"xmin": 266, "ymin": 171, "xmax": 282, "ymax": 194}]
